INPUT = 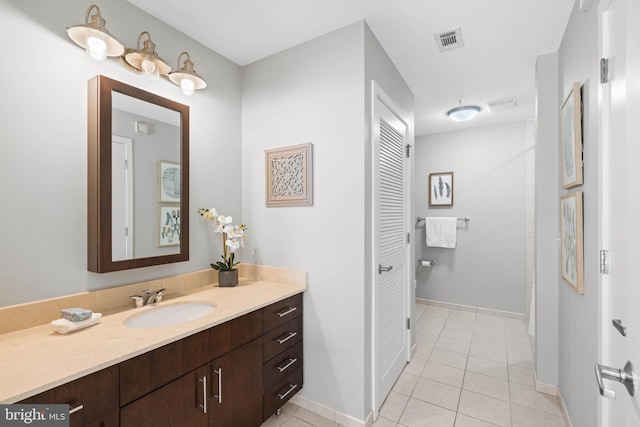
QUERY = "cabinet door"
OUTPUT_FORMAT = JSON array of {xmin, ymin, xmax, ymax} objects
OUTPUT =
[
  {"xmin": 19, "ymin": 365, "xmax": 118, "ymax": 427},
  {"xmin": 120, "ymin": 365, "xmax": 208, "ymax": 427},
  {"xmin": 209, "ymin": 338, "xmax": 263, "ymax": 427},
  {"xmin": 120, "ymin": 324, "xmax": 230, "ymax": 406}
]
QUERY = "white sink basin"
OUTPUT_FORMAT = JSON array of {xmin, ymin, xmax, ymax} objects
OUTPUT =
[{"xmin": 123, "ymin": 302, "xmax": 217, "ymax": 328}]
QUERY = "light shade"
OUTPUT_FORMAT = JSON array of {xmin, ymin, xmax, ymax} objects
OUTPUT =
[
  {"xmin": 123, "ymin": 31, "xmax": 171, "ymax": 81},
  {"xmin": 447, "ymin": 105, "xmax": 481, "ymax": 121},
  {"xmin": 169, "ymin": 52, "xmax": 207, "ymax": 96},
  {"xmin": 66, "ymin": 5, "xmax": 124, "ymax": 60}
]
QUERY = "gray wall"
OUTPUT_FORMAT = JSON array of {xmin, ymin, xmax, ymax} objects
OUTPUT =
[
  {"xmin": 364, "ymin": 22, "xmax": 416, "ymax": 404},
  {"xmin": 414, "ymin": 122, "xmax": 527, "ymax": 314},
  {"xmin": 557, "ymin": 2, "xmax": 600, "ymax": 426},
  {"xmin": 0, "ymin": 0, "xmax": 242, "ymax": 306},
  {"xmin": 242, "ymin": 20, "xmax": 413, "ymax": 422},
  {"xmin": 242, "ymin": 21, "xmax": 367, "ymax": 421},
  {"xmin": 534, "ymin": 52, "xmax": 560, "ymax": 388}
]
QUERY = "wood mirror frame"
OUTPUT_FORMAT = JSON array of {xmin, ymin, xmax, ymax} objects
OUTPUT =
[{"xmin": 88, "ymin": 75, "xmax": 189, "ymax": 273}]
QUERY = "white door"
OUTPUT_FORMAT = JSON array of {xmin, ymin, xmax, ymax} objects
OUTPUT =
[
  {"xmin": 112, "ymin": 135, "xmax": 134, "ymax": 261},
  {"xmin": 372, "ymin": 82, "xmax": 410, "ymax": 416},
  {"xmin": 597, "ymin": 0, "xmax": 640, "ymax": 424}
]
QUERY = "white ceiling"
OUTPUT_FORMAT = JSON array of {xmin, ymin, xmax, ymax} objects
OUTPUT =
[{"xmin": 128, "ymin": 0, "xmax": 575, "ymax": 136}]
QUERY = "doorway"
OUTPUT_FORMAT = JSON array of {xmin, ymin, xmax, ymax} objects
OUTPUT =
[{"xmin": 371, "ymin": 81, "xmax": 412, "ymax": 417}]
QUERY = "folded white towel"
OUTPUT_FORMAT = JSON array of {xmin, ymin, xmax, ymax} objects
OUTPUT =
[
  {"xmin": 425, "ymin": 217, "xmax": 457, "ymax": 248},
  {"xmin": 51, "ymin": 313, "xmax": 102, "ymax": 334}
]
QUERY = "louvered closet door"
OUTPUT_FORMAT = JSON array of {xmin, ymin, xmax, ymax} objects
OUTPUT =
[{"xmin": 373, "ymin": 90, "xmax": 408, "ymax": 413}]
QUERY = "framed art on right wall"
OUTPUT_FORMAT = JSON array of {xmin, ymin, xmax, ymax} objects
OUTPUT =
[
  {"xmin": 560, "ymin": 191, "xmax": 584, "ymax": 294},
  {"xmin": 560, "ymin": 82, "xmax": 583, "ymax": 189},
  {"xmin": 429, "ymin": 172, "xmax": 454, "ymax": 206}
]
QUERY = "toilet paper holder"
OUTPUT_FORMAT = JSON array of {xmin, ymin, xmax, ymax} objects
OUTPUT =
[{"xmin": 418, "ymin": 259, "xmax": 435, "ymax": 267}]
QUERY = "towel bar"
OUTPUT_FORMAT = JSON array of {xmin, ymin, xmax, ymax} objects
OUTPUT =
[{"xmin": 416, "ymin": 216, "xmax": 470, "ymax": 224}]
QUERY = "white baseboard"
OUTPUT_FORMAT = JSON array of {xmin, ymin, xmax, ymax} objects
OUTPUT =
[
  {"xmin": 416, "ymin": 298, "xmax": 528, "ymax": 320},
  {"xmin": 533, "ymin": 371, "xmax": 558, "ymax": 396},
  {"xmin": 557, "ymin": 388, "xmax": 574, "ymax": 427},
  {"xmin": 535, "ymin": 380, "xmax": 558, "ymax": 396},
  {"xmin": 289, "ymin": 395, "xmax": 372, "ymax": 427},
  {"xmin": 532, "ymin": 373, "xmax": 573, "ymax": 425}
]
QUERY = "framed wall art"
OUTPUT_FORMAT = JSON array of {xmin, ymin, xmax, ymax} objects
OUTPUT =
[
  {"xmin": 265, "ymin": 143, "xmax": 313, "ymax": 207},
  {"xmin": 159, "ymin": 160, "xmax": 181, "ymax": 203},
  {"xmin": 159, "ymin": 204, "xmax": 180, "ymax": 247},
  {"xmin": 560, "ymin": 191, "xmax": 584, "ymax": 294},
  {"xmin": 560, "ymin": 82, "xmax": 583, "ymax": 189},
  {"xmin": 429, "ymin": 172, "xmax": 454, "ymax": 206}
]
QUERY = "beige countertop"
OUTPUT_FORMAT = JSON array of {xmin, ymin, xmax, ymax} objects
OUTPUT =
[{"xmin": 0, "ymin": 277, "xmax": 306, "ymax": 403}]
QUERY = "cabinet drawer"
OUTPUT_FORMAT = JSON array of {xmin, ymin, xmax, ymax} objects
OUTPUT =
[
  {"xmin": 263, "ymin": 340, "xmax": 303, "ymax": 391},
  {"xmin": 19, "ymin": 365, "xmax": 119, "ymax": 427},
  {"xmin": 263, "ymin": 366, "xmax": 303, "ymax": 421},
  {"xmin": 263, "ymin": 293, "xmax": 303, "ymax": 332},
  {"xmin": 263, "ymin": 317, "xmax": 302, "ymax": 362}
]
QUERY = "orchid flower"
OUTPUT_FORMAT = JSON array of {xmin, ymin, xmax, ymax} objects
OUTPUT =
[{"xmin": 199, "ymin": 208, "xmax": 247, "ymax": 271}]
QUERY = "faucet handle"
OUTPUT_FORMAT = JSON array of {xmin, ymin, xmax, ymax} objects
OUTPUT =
[{"xmin": 129, "ymin": 295, "xmax": 143, "ymax": 308}]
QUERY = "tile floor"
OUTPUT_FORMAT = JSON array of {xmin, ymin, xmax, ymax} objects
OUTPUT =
[{"xmin": 262, "ymin": 303, "xmax": 567, "ymax": 427}]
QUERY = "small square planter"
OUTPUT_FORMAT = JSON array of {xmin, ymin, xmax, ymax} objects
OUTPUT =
[{"xmin": 218, "ymin": 269, "xmax": 238, "ymax": 287}]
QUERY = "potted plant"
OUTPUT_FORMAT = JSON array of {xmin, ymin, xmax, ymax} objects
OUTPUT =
[{"xmin": 198, "ymin": 208, "xmax": 247, "ymax": 287}]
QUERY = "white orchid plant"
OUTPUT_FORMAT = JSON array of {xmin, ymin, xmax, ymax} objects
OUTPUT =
[{"xmin": 198, "ymin": 208, "xmax": 247, "ymax": 271}]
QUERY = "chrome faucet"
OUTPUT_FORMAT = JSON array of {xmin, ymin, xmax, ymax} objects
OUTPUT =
[
  {"xmin": 129, "ymin": 289, "xmax": 165, "ymax": 307},
  {"xmin": 144, "ymin": 289, "xmax": 165, "ymax": 305}
]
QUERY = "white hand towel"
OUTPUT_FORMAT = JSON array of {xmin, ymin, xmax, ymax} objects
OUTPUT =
[
  {"xmin": 425, "ymin": 217, "xmax": 457, "ymax": 248},
  {"xmin": 51, "ymin": 313, "xmax": 102, "ymax": 334}
]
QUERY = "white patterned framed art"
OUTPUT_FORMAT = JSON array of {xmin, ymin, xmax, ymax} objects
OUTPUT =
[{"xmin": 265, "ymin": 143, "xmax": 313, "ymax": 207}]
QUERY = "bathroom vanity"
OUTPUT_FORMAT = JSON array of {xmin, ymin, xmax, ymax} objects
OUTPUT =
[{"xmin": 2, "ymin": 266, "xmax": 305, "ymax": 427}]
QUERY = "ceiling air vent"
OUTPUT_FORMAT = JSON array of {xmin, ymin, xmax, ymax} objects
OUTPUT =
[
  {"xmin": 435, "ymin": 27, "xmax": 464, "ymax": 52},
  {"xmin": 487, "ymin": 97, "xmax": 518, "ymax": 112}
]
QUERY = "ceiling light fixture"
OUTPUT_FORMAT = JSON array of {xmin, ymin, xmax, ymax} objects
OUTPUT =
[
  {"xmin": 447, "ymin": 100, "xmax": 480, "ymax": 122},
  {"xmin": 123, "ymin": 31, "xmax": 171, "ymax": 83},
  {"xmin": 66, "ymin": 4, "xmax": 124, "ymax": 61},
  {"xmin": 169, "ymin": 52, "xmax": 207, "ymax": 96}
]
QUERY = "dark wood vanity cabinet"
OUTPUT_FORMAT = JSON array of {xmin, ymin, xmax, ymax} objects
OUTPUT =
[
  {"xmin": 18, "ymin": 292, "xmax": 303, "ymax": 427},
  {"xmin": 261, "ymin": 293, "xmax": 304, "ymax": 421},
  {"xmin": 120, "ymin": 310, "xmax": 263, "ymax": 427},
  {"xmin": 19, "ymin": 365, "xmax": 119, "ymax": 427}
]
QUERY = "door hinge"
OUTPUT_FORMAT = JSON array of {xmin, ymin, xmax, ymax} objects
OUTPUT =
[
  {"xmin": 407, "ymin": 232, "xmax": 411, "ymax": 244},
  {"xmin": 601, "ymin": 58, "xmax": 609, "ymax": 83},
  {"xmin": 600, "ymin": 250, "xmax": 609, "ymax": 274},
  {"xmin": 407, "ymin": 318, "xmax": 411, "ymax": 329},
  {"xmin": 406, "ymin": 144, "xmax": 412, "ymax": 158}
]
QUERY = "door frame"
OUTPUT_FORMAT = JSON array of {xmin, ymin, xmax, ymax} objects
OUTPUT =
[
  {"xmin": 112, "ymin": 134, "xmax": 134, "ymax": 260},
  {"xmin": 370, "ymin": 80, "xmax": 414, "ymax": 419}
]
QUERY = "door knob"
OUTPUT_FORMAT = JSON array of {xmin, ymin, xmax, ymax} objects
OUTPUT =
[
  {"xmin": 378, "ymin": 264, "xmax": 393, "ymax": 274},
  {"xmin": 595, "ymin": 360, "xmax": 636, "ymax": 399}
]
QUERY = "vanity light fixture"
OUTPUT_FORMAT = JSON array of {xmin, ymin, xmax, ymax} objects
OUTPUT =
[
  {"xmin": 446, "ymin": 99, "xmax": 481, "ymax": 122},
  {"xmin": 122, "ymin": 31, "xmax": 171, "ymax": 83},
  {"xmin": 168, "ymin": 52, "xmax": 207, "ymax": 96},
  {"xmin": 66, "ymin": 4, "xmax": 124, "ymax": 61}
]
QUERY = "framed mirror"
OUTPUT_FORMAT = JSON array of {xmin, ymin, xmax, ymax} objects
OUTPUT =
[{"xmin": 88, "ymin": 75, "xmax": 189, "ymax": 273}]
